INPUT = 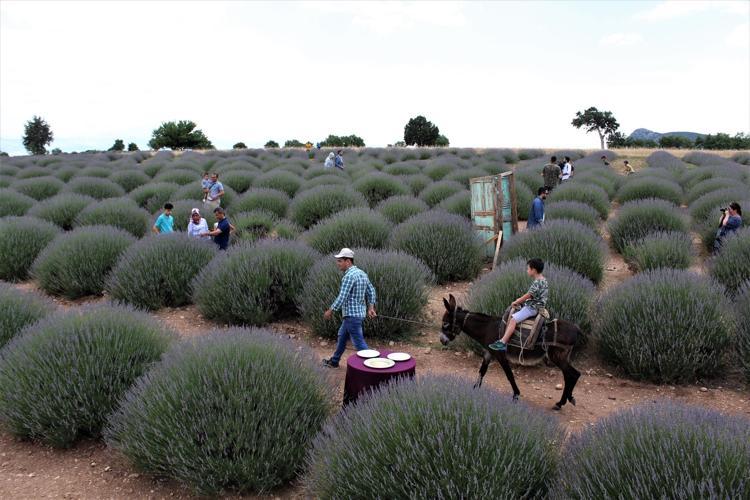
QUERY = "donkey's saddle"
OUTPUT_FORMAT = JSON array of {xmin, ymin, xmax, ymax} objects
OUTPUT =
[{"xmin": 502, "ymin": 306, "xmax": 554, "ymax": 351}]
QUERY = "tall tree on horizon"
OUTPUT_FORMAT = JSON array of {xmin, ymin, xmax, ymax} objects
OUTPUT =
[
  {"xmin": 404, "ymin": 115, "xmax": 440, "ymax": 146},
  {"xmin": 571, "ymin": 107, "xmax": 620, "ymax": 149},
  {"xmin": 23, "ymin": 115, "xmax": 54, "ymax": 155},
  {"xmin": 148, "ymin": 120, "xmax": 213, "ymax": 150}
]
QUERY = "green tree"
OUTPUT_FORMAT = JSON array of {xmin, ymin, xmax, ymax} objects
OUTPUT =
[
  {"xmin": 284, "ymin": 139, "xmax": 304, "ymax": 148},
  {"xmin": 571, "ymin": 107, "xmax": 619, "ymax": 149},
  {"xmin": 127, "ymin": 143, "xmax": 139, "ymax": 151},
  {"xmin": 264, "ymin": 140, "xmax": 280, "ymax": 148},
  {"xmin": 435, "ymin": 135, "xmax": 450, "ymax": 147},
  {"xmin": 148, "ymin": 120, "xmax": 213, "ymax": 150},
  {"xmin": 404, "ymin": 115, "xmax": 440, "ymax": 146},
  {"xmin": 233, "ymin": 142, "xmax": 247, "ymax": 149},
  {"xmin": 659, "ymin": 136, "xmax": 693, "ymax": 149},
  {"xmin": 51, "ymin": 148, "xmax": 62, "ymax": 155},
  {"xmin": 607, "ymin": 131, "xmax": 627, "ymax": 148},
  {"xmin": 108, "ymin": 139, "xmax": 125, "ymax": 152},
  {"xmin": 320, "ymin": 134, "xmax": 365, "ymax": 147},
  {"xmin": 23, "ymin": 115, "xmax": 54, "ymax": 155}
]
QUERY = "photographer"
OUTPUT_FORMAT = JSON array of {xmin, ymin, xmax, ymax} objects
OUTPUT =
[{"xmin": 713, "ymin": 201, "xmax": 743, "ymax": 253}]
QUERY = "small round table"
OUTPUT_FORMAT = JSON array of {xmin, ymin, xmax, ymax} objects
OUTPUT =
[{"xmin": 343, "ymin": 350, "xmax": 416, "ymax": 405}]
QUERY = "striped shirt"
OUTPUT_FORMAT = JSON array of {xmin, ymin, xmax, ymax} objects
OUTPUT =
[{"xmin": 330, "ymin": 266, "xmax": 377, "ymax": 318}]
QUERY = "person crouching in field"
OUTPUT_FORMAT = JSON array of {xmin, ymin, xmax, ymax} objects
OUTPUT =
[
  {"xmin": 322, "ymin": 248, "xmax": 378, "ymax": 368},
  {"xmin": 204, "ymin": 173, "xmax": 224, "ymax": 212},
  {"xmin": 152, "ymin": 203, "xmax": 174, "ymax": 234},
  {"xmin": 527, "ymin": 187, "xmax": 548, "ymax": 229},
  {"xmin": 542, "ymin": 156, "xmax": 562, "ymax": 191},
  {"xmin": 624, "ymin": 160, "xmax": 634, "ymax": 175},
  {"xmin": 489, "ymin": 258, "xmax": 548, "ymax": 352},
  {"xmin": 713, "ymin": 202, "xmax": 743, "ymax": 253},
  {"xmin": 187, "ymin": 208, "xmax": 209, "ymax": 239}
]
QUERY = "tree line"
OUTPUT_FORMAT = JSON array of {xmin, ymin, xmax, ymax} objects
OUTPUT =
[{"xmin": 14, "ymin": 115, "xmax": 452, "ymax": 156}]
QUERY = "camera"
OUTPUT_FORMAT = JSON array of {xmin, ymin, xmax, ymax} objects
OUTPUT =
[{"xmin": 720, "ymin": 208, "xmax": 727, "ymax": 213}]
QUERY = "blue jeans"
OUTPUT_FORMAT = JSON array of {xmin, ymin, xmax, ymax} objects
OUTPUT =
[{"xmin": 330, "ymin": 316, "xmax": 368, "ymax": 364}]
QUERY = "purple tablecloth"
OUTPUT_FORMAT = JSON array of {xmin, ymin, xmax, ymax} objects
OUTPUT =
[{"xmin": 343, "ymin": 350, "xmax": 416, "ymax": 405}]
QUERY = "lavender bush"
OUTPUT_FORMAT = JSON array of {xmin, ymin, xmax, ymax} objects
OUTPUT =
[
  {"xmin": 593, "ymin": 269, "xmax": 732, "ymax": 382},
  {"xmin": 501, "ymin": 219, "xmax": 606, "ymax": 283},
  {"xmin": 0, "ymin": 188, "xmax": 35, "ymax": 216},
  {"xmin": 608, "ymin": 198, "xmax": 688, "ymax": 253},
  {"xmin": 689, "ymin": 187, "xmax": 750, "ymax": 224},
  {"xmin": 736, "ymin": 281, "xmax": 750, "ymax": 381},
  {"xmin": 0, "ymin": 283, "xmax": 51, "ymax": 347},
  {"xmin": 32, "ymin": 226, "xmax": 135, "ymax": 299},
  {"xmin": 234, "ymin": 187, "xmax": 290, "ymax": 218},
  {"xmin": 553, "ymin": 402, "xmax": 750, "ymax": 499},
  {"xmin": 353, "ymin": 172, "xmax": 411, "ymax": 207},
  {"xmin": 685, "ymin": 177, "xmax": 741, "ymax": 205},
  {"xmin": 105, "ymin": 329, "xmax": 332, "ymax": 495},
  {"xmin": 289, "ymin": 185, "xmax": 367, "ymax": 228},
  {"xmin": 28, "ymin": 193, "xmax": 95, "ymax": 230},
  {"xmin": 436, "ymin": 189, "xmax": 471, "ymax": 218},
  {"xmin": 193, "ymin": 240, "xmax": 319, "ymax": 325},
  {"xmin": 0, "ymin": 305, "xmax": 173, "ymax": 447},
  {"xmin": 304, "ymin": 207, "xmax": 392, "ymax": 254},
  {"xmin": 0, "ymin": 216, "xmax": 60, "ymax": 281},
  {"xmin": 128, "ymin": 181, "xmax": 180, "ymax": 212},
  {"xmin": 153, "ymin": 168, "xmax": 199, "ymax": 186},
  {"xmin": 298, "ymin": 248, "xmax": 434, "ymax": 339},
  {"xmin": 390, "ymin": 210, "xmax": 483, "ymax": 283},
  {"xmin": 549, "ymin": 182, "xmax": 610, "ymax": 218},
  {"xmin": 66, "ymin": 176, "xmax": 125, "ymax": 200},
  {"xmin": 74, "ymin": 197, "xmax": 151, "ymax": 238},
  {"xmin": 376, "ymin": 195, "xmax": 429, "ymax": 224},
  {"xmin": 616, "ymin": 177, "xmax": 683, "ymax": 205},
  {"xmin": 109, "ymin": 169, "xmax": 151, "ymax": 192},
  {"xmin": 710, "ymin": 227, "xmax": 750, "ymax": 295},
  {"xmin": 622, "ymin": 231, "xmax": 693, "ymax": 272},
  {"xmin": 306, "ymin": 375, "xmax": 562, "ymax": 499},
  {"xmin": 254, "ymin": 170, "xmax": 302, "ymax": 197},
  {"xmin": 106, "ymin": 233, "xmax": 217, "ymax": 309},
  {"xmin": 544, "ymin": 200, "xmax": 600, "ymax": 230},
  {"xmin": 10, "ymin": 176, "xmax": 65, "ymax": 201},
  {"xmin": 419, "ymin": 180, "xmax": 465, "ymax": 207}
]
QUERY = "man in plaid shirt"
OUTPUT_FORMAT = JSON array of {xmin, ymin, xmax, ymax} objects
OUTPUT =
[{"xmin": 323, "ymin": 248, "xmax": 377, "ymax": 368}]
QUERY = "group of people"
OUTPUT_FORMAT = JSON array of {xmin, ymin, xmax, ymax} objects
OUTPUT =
[
  {"xmin": 324, "ymin": 150, "xmax": 345, "ymax": 170},
  {"xmin": 150, "ymin": 172, "xmax": 233, "ymax": 250},
  {"xmin": 541, "ymin": 155, "xmax": 574, "ymax": 191}
]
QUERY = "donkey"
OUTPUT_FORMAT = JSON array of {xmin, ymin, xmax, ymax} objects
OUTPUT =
[{"xmin": 440, "ymin": 294, "xmax": 581, "ymax": 410}]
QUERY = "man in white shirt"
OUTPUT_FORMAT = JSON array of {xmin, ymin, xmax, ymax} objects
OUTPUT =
[
  {"xmin": 561, "ymin": 156, "xmax": 572, "ymax": 181},
  {"xmin": 187, "ymin": 208, "xmax": 209, "ymax": 239}
]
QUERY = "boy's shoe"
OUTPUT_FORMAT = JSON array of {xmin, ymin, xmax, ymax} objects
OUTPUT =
[
  {"xmin": 322, "ymin": 358, "xmax": 339, "ymax": 368},
  {"xmin": 488, "ymin": 340, "xmax": 507, "ymax": 351}
]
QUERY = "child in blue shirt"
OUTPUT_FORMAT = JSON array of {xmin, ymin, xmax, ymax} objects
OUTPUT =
[
  {"xmin": 153, "ymin": 203, "xmax": 174, "ymax": 234},
  {"xmin": 201, "ymin": 172, "xmax": 211, "ymax": 202}
]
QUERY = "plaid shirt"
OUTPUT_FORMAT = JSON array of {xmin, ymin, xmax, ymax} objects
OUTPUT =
[{"xmin": 330, "ymin": 266, "xmax": 376, "ymax": 318}]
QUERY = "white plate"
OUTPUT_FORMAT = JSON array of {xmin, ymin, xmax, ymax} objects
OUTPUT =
[
  {"xmin": 363, "ymin": 358, "xmax": 395, "ymax": 369},
  {"xmin": 387, "ymin": 352, "xmax": 411, "ymax": 362},
  {"xmin": 357, "ymin": 349, "xmax": 380, "ymax": 359}
]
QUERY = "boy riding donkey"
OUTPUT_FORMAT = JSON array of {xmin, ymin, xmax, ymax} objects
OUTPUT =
[{"xmin": 489, "ymin": 258, "xmax": 548, "ymax": 352}]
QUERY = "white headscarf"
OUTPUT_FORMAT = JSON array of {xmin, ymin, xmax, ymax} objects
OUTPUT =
[{"xmin": 327, "ymin": 152, "xmax": 335, "ymax": 160}]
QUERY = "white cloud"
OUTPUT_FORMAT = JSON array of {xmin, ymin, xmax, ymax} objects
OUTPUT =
[
  {"xmin": 599, "ymin": 32, "xmax": 644, "ymax": 47},
  {"xmin": 304, "ymin": 1, "xmax": 466, "ymax": 35},
  {"xmin": 726, "ymin": 22, "xmax": 750, "ymax": 48},
  {"xmin": 635, "ymin": 1, "xmax": 749, "ymax": 21}
]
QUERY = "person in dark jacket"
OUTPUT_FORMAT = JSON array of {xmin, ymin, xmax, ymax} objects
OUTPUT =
[{"xmin": 527, "ymin": 187, "xmax": 548, "ymax": 229}]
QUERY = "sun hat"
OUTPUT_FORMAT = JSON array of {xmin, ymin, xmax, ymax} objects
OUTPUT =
[
  {"xmin": 191, "ymin": 208, "xmax": 200, "ymax": 215},
  {"xmin": 334, "ymin": 248, "xmax": 354, "ymax": 259}
]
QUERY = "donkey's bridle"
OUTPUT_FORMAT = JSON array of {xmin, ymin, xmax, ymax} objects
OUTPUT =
[{"xmin": 449, "ymin": 309, "xmax": 471, "ymax": 337}]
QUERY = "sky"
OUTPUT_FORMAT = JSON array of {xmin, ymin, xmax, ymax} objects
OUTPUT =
[{"xmin": 1, "ymin": 0, "xmax": 748, "ymax": 154}]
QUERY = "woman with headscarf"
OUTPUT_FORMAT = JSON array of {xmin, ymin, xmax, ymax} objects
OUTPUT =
[{"xmin": 324, "ymin": 152, "xmax": 335, "ymax": 169}]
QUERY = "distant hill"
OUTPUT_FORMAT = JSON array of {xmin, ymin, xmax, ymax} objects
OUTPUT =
[{"xmin": 628, "ymin": 128, "xmax": 705, "ymax": 142}]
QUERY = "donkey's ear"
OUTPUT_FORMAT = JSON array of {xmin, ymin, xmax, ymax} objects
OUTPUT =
[
  {"xmin": 449, "ymin": 294, "xmax": 457, "ymax": 309},
  {"xmin": 443, "ymin": 297, "xmax": 452, "ymax": 311}
]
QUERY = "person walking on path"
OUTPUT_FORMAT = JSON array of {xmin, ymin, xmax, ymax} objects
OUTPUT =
[
  {"xmin": 334, "ymin": 150, "xmax": 345, "ymax": 170},
  {"xmin": 542, "ymin": 156, "xmax": 562, "ymax": 191},
  {"xmin": 527, "ymin": 187, "xmax": 548, "ymax": 229},
  {"xmin": 187, "ymin": 208, "xmax": 209, "ymax": 239},
  {"xmin": 202, "ymin": 206, "xmax": 232, "ymax": 250},
  {"xmin": 152, "ymin": 203, "xmax": 174, "ymax": 234},
  {"xmin": 204, "ymin": 173, "xmax": 225, "ymax": 212},
  {"xmin": 322, "ymin": 248, "xmax": 378, "ymax": 368}
]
